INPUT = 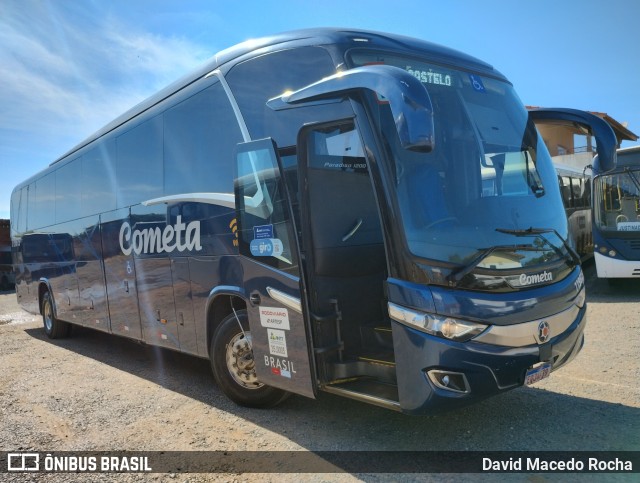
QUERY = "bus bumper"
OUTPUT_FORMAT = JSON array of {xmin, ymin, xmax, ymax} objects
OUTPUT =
[
  {"xmin": 393, "ymin": 305, "xmax": 586, "ymax": 415},
  {"xmin": 594, "ymin": 251, "xmax": 640, "ymax": 278}
]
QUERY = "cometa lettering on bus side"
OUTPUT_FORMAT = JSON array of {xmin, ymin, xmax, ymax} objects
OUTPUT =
[{"xmin": 119, "ymin": 215, "xmax": 202, "ymax": 256}]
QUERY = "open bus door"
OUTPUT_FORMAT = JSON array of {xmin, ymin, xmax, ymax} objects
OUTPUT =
[
  {"xmin": 240, "ymin": 65, "xmax": 435, "ymax": 406},
  {"xmin": 233, "ymin": 138, "xmax": 316, "ymax": 399}
]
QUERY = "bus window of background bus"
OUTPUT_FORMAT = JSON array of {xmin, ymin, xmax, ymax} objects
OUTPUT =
[{"xmin": 595, "ymin": 172, "xmax": 640, "ymax": 231}]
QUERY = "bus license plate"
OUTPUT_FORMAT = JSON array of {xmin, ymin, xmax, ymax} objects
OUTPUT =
[{"xmin": 524, "ymin": 362, "xmax": 552, "ymax": 386}]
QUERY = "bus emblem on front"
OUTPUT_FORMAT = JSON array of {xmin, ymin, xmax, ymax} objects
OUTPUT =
[{"xmin": 538, "ymin": 321, "xmax": 551, "ymax": 343}]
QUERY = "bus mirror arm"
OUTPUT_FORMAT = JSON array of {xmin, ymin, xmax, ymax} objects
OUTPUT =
[
  {"xmin": 267, "ymin": 65, "xmax": 435, "ymax": 153},
  {"xmin": 528, "ymin": 108, "xmax": 618, "ymax": 172}
]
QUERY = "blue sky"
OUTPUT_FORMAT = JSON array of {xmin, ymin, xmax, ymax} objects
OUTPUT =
[{"xmin": 1, "ymin": 0, "xmax": 639, "ymax": 219}]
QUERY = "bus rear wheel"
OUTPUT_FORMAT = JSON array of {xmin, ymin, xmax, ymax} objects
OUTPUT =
[
  {"xmin": 210, "ymin": 309, "xmax": 289, "ymax": 408},
  {"xmin": 42, "ymin": 291, "xmax": 71, "ymax": 339}
]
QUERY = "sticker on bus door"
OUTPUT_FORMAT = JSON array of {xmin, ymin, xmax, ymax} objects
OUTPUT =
[
  {"xmin": 259, "ymin": 306, "xmax": 290, "ymax": 330},
  {"xmin": 260, "ymin": 307, "xmax": 296, "ymax": 380},
  {"xmin": 268, "ymin": 328, "xmax": 288, "ymax": 357},
  {"xmin": 250, "ymin": 238, "xmax": 284, "ymax": 257}
]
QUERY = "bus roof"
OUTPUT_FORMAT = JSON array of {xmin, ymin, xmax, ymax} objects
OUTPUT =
[
  {"xmin": 616, "ymin": 145, "xmax": 640, "ymax": 168},
  {"xmin": 592, "ymin": 144, "xmax": 640, "ymax": 174},
  {"xmin": 47, "ymin": 28, "xmax": 503, "ymax": 169}
]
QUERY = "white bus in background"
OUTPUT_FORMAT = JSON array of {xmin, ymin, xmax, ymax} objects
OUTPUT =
[
  {"xmin": 482, "ymin": 159, "xmax": 593, "ymax": 259},
  {"xmin": 592, "ymin": 145, "xmax": 640, "ymax": 278},
  {"xmin": 555, "ymin": 163, "xmax": 593, "ymax": 260}
]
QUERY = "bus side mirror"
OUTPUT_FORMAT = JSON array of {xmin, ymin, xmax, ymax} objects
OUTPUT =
[
  {"xmin": 529, "ymin": 108, "xmax": 618, "ymax": 172},
  {"xmin": 267, "ymin": 65, "xmax": 435, "ymax": 153}
]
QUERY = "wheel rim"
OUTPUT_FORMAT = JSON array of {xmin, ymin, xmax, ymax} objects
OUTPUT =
[
  {"xmin": 43, "ymin": 300, "xmax": 53, "ymax": 332},
  {"xmin": 225, "ymin": 332, "xmax": 263, "ymax": 389}
]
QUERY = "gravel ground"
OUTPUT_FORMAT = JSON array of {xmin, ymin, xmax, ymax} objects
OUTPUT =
[{"xmin": 0, "ymin": 260, "xmax": 638, "ymax": 482}]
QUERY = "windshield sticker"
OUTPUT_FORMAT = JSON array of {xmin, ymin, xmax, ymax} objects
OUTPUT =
[
  {"xmin": 268, "ymin": 329, "xmax": 288, "ymax": 358},
  {"xmin": 406, "ymin": 67, "xmax": 453, "ymax": 87},
  {"xmin": 259, "ymin": 307, "xmax": 290, "ymax": 330},
  {"xmin": 253, "ymin": 224, "xmax": 274, "ymax": 239},
  {"xmin": 250, "ymin": 238, "xmax": 284, "ymax": 257},
  {"xmin": 469, "ymin": 74, "xmax": 486, "ymax": 92}
]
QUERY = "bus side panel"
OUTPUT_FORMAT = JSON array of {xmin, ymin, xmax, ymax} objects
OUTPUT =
[
  {"xmin": 171, "ymin": 257, "xmax": 198, "ymax": 355},
  {"xmin": 42, "ymin": 228, "xmax": 79, "ymax": 323},
  {"xmin": 101, "ymin": 210, "xmax": 143, "ymax": 340},
  {"xmin": 182, "ymin": 206, "xmax": 240, "ymax": 357},
  {"xmin": 189, "ymin": 255, "xmax": 243, "ymax": 357},
  {"xmin": 75, "ymin": 217, "xmax": 110, "ymax": 331},
  {"xmin": 135, "ymin": 257, "xmax": 180, "ymax": 350},
  {"xmin": 567, "ymin": 207, "xmax": 592, "ymax": 257},
  {"xmin": 21, "ymin": 232, "xmax": 77, "ymax": 318},
  {"xmin": 13, "ymin": 245, "xmax": 35, "ymax": 313}
]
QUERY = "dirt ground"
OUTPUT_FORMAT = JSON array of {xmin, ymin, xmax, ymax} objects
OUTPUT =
[{"xmin": 0, "ymin": 260, "xmax": 638, "ymax": 482}]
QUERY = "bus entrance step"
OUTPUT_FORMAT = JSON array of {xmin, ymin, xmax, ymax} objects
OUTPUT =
[
  {"xmin": 358, "ymin": 351, "xmax": 395, "ymax": 366},
  {"xmin": 359, "ymin": 323, "xmax": 393, "ymax": 351},
  {"xmin": 323, "ymin": 378, "xmax": 400, "ymax": 411},
  {"xmin": 327, "ymin": 353, "xmax": 396, "ymax": 384}
]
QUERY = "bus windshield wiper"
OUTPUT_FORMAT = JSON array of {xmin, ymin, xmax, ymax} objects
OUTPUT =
[
  {"xmin": 447, "ymin": 228, "xmax": 580, "ymax": 287},
  {"xmin": 495, "ymin": 227, "xmax": 581, "ymax": 267},
  {"xmin": 446, "ymin": 243, "xmax": 535, "ymax": 286}
]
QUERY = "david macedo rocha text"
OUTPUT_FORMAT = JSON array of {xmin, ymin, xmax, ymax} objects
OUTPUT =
[{"xmin": 483, "ymin": 457, "xmax": 633, "ymax": 472}]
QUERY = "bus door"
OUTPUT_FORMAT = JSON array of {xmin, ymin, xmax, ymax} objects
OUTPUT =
[
  {"xmin": 234, "ymin": 138, "xmax": 315, "ymax": 399},
  {"xmin": 101, "ymin": 209, "xmax": 143, "ymax": 340},
  {"xmin": 296, "ymin": 120, "xmax": 394, "ymax": 394}
]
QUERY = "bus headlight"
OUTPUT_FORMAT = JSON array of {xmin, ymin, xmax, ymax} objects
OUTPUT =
[{"xmin": 388, "ymin": 302, "xmax": 487, "ymax": 342}]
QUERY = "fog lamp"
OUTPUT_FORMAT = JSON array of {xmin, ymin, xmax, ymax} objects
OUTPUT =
[{"xmin": 426, "ymin": 370, "xmax": 470, "ymax": 393}]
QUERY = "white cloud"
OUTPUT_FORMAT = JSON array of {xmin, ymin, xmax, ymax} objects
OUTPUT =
[
  {"xmin": 0, "ymin": 1, "xmax": 212, "ymax": 159},
  {"xmin": 0, "ymin": 1, "xmax": 213, "ymax": 217}
]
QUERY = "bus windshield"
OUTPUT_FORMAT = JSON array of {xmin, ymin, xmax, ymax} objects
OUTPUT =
[
  {"xmin": 594, "ymin": 168, "xmax": 640, "ymax": 232},
  {"xmin": 350, "ymin": 52, "xmax": 571, "ymax": 285}
]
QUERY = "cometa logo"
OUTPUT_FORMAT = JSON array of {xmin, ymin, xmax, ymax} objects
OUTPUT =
[
  {"xmin": 119, "ymin": 215, "xmax": 202, "ymax": 256},
  {"xmin": 519, "ymin": 271, "xmax": 553, "ymax": 286}
]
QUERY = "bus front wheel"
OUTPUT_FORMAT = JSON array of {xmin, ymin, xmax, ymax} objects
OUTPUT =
[
  {"xmin": 42, "ymin": 291, "xmax": 71, "ymax": 339},
  {"xmin": 210, "ymin": 309, "xmax": 289, "ymax": 408}
]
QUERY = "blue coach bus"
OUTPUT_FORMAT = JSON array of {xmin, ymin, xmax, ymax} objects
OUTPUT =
[
  {"xmin": 10, "ymin": 29, "xmax": 618, "ymax": 414},
  {"xmin": 592, "ymin": 145, "xmax": 640, "ymax": 278}
]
